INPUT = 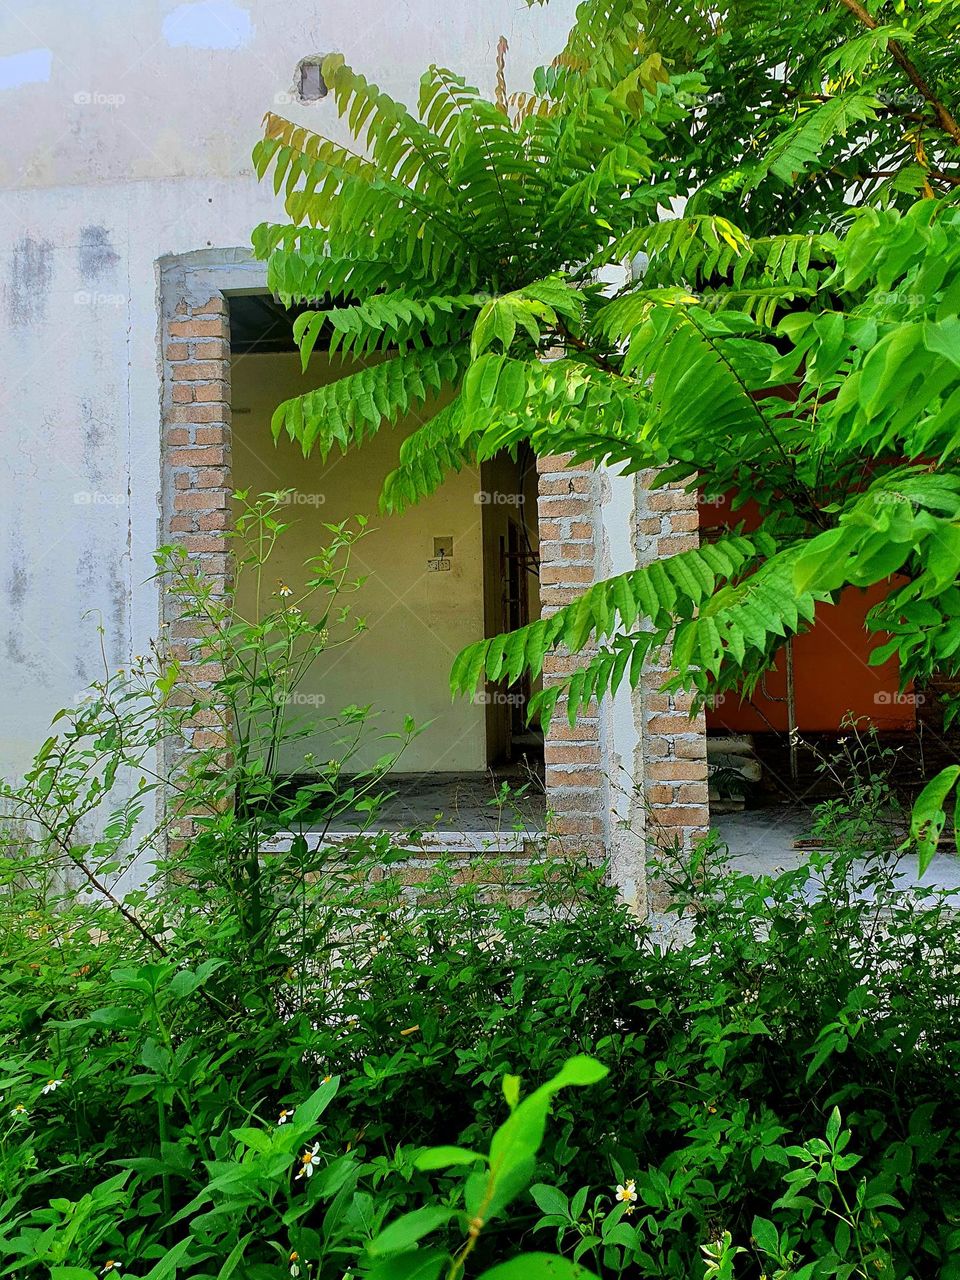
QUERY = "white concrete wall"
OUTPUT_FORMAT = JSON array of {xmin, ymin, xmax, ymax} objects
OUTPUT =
[{"xmin": 0, "ymin": 0, "xmax": 578, "ymax": 791}]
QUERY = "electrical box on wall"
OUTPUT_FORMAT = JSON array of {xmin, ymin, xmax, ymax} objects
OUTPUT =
[{"xmin": 428, "ymin": 536, "xmax": 454, "ymax": 572}]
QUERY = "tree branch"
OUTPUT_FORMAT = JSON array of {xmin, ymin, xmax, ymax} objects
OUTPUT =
[{"xmin": 837, "ymin": 0, "xmax": 960, "ymax": 146}]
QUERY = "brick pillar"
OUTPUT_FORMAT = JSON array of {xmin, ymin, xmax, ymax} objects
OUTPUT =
[
  {"xmin": 159, "ymin": 285, "xmax": 233, "ymax": 841},
  {"xmin": 636, "ymin": 475, "xmax": 710, "ymax": 866},
  {"xmin": 537, "ymin": 454, "xmax": 605, "ymax": 856}
]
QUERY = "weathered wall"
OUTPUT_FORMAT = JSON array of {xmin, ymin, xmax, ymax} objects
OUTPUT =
[{"xmin": 0, "ymin": 0, "xmax": 577, "ymax": 793}]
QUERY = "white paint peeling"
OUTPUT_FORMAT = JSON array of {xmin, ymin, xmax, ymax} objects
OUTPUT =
[
  {"xmin": 0, "ymin": 48, "xmax": 52, "ymax": 91},
  {"xmin": 162, "ymin": 1, "xmax": 253, "ymax": 51}
]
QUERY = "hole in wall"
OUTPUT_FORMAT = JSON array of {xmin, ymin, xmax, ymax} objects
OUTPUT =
[{"xmin": 295, "ymin": 54, "xmax": 329, "ymax": 102}]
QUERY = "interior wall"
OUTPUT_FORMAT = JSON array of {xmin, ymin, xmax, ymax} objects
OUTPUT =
[{"xmin": 230, "ymin": 351, "xmax": 488, "ymax": 775}]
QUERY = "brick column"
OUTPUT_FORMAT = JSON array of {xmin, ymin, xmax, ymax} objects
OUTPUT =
[
  {"xmin": 159, "ymin": 281, "xmax": 234, "ymax": 840},
  {"xmin": 537, "ymin": 454, "xmax": 605, "ymax": 856},
  {"xmin": 636, "ymin": 475, "xmax": 709, "ymax": 862}
]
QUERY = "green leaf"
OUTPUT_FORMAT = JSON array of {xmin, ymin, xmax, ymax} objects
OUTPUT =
[
  {"xmin": 477, "ymin": 1255, "xmax": 601, "ymax": 1280},
  {"xmin": 414, "ymin": 1146, "xmax": 483, "ymax": 1171},
  {"xmin": 366, "ymin": 1251, "xmax": 448, "ymax": 1280},
  {"xmin": 367, "ymin": 1207, "xmax": 458, "ymax": 1257},
  {"xmin": 911, "ymin": 765, "xmax": 960, "ymax": 875}
]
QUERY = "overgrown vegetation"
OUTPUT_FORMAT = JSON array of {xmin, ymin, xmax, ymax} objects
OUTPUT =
[
  {"xmin": 3, "ymin": 612, "xmax": 960, "ymax": 1278},
  {"xmin": 252, "ymin": 0, "xmax": 960, "ymax": 855}
]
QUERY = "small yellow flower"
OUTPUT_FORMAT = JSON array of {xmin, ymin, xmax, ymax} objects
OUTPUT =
[
  {"xmin": 41, "ymin": 1079, "xmax": 64, "ymax": 1095},
  {"xmin": 277, "ymin": 1107, "xmax": 295, "ymax": 1125},
  {"xmin": 9, "ymin": 1104, "xmax": 27, "ymax": 1118},
  {"xmin": 322, "ymin": 1074, "xmax": 333, "ymax": 1084},
  {"xmin": 100, "ymin": 1263, "xmax": 122, "ymax": 1276},
  {"xmin": 624, "ymin": 1204, "xmax": 635, "ymax": 1216},
  {"xmin": 615, "ymin": 1179, "xmax": 637, "ymax": 1204},
  {"xmin": 278, "ymin": 582, "xmax": 293, "ymax": 598},
  {"xmin": 289, "ymin": 1251, "xmax": 301, "ymax": 1278},
  {"xmin": 295, "ymin": 1142, "xmax": 322, "ymax": 1180}
]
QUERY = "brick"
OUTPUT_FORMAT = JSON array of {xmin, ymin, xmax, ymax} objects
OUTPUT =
[
  {"xmin": 193, "ymin": 381, "xmax": 230, "ymax": 403},
  {"xmin": 168, "ymin": 403, "xmax": 229, "ymax": 423},
  {"xmin": 548, "ymin": 816, "xmax": 604, "ymax": 836},
  {"xmin": 645, "ymin": 713, "xmax": 697, "ymax": 735},
  {"xmin": 193, "ymin": 467, "xmax": 230, "ymax": 489},
  {"xmin": 541, "ymin": 563, "xmax": 593, "ymax": 585},
  {"xmin": 536, "ymin": 452, "xmax": 577, "ymax": 473},
  {"xmin": 182, "ymin": 534, "xmax": 227, "ymax": 553},
  {"xmin": 540, "ymin": 474, "xmax": 593, "ymax": 496},
  {"xmin": 195, "ymin": 425, "xmax": 228, "ymax": 444},
  {"xmin": 538, "ymin": 497, "xmax": 590, "ymax": 518},
  {"xmin": 190, "ymin": 337, "xmax": 229, "ymax": 360},
  {"xmin": 164, "ymin": 427, "xmax": 190, "ymax": 446},
  {"xmin": 168, "ymin": 317, "xmax": 229, "ymax": 340},
  {"xmin": 544, "ymin": 719, "xmax": 599, "ymax": 742},
  {"xmin": 648, "ymin": 761, "xmax": 708, "ymax": 782},
  {"xmin": 544, "ymin": 744, "xmax": 601, "ymax": 765},
  {"xmin": 648, "ymin": 805, "xmax": 709, "ymax": 826},
  {"xmin": 169, "ymin": 514, "xmax": 195, "ymax": 533},
  {"xmin": 171, "ymin": 360, "xmax": 223, "ymax": 382},
  {"xmin": 192, "ymin": 297, "xmax": 228, "ymax": 316},
  {"xmin": 671, "ymin": 512, "xmax": 700, "ymax": 532},
  {"xmin": 664, "ymin": 735, "xmax": 705, "ymax": 761},
  {"xmin": 172, "ymin": 383, "xmax": 194, "ymax": 404},
  {"xmin": 165, "ymin": 342, "xmax": 189, "ymax": 361},
  {"xmin": 545, "ymin": 766, "xmax": 602, "ymax": 788},
  {"xmin": 658, "ymin": 534, "xmax": 699, "ymax": 554},
  {"xmin": 198, "ymin": 511, "xmax": 231, "ymax": 530},
  {"xmin": 647, "ymin": 489, "xmax": 692, "ymax": 512},
  {"xmin": 678, "ymin": 783, "xmax": 709, "ymax": 803},
  {"xmin": 175, "ymin": 490, "xmax": 229, "ymax": 511},
  {"xmin": 168, "ymin": 445, "xmax": 228, "ymax": 466}
]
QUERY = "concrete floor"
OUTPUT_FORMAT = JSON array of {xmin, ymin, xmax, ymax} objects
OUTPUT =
[
  {"xmin": 712, "ymin": 805, "xmax": 960, "ymax": 892},
  {"xmin": 327, "ymin": 770, "xmax": 546, "ymax": 834}
]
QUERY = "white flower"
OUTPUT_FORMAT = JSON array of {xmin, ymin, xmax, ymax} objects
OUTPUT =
[
  {"xmin": 295, "ymin": 1142, "xmax": 322, "ymax": 1180},
  {"xmin": 100, "ymin": 1263, "xmax": 122, "ymax": 1276},
  {"xmin": 41, "ymin": 1079, "xmax": 64, "ymax": 1095},
  {"xmin": 277, "ymin": 1107, "xmax": 295, "ymax": 1125},
  {"xmin": 278, "ymin": 582, "xmax": 293, "ymax": 598},
  {"xmin": 289, "ymin": 1251, "xmax": 301, "ymax": 1277},
  {"xmin": 615, "ymin": 1179, "xmax": 637, "ymax": 1204},
  {"xmin": 9, "ymin": 1104, "xmax": 28, "ymax": 1119}
]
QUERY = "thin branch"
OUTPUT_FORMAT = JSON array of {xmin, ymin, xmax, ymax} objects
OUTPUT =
[{"xmin": 837, "ymin": 0, "xmax": 960, "ymax": 146}]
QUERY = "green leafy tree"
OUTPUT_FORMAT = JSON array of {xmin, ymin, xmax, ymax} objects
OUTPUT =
[{"xmin": 252, "ymin": 0, "xmax": 960, "ymax": 862}]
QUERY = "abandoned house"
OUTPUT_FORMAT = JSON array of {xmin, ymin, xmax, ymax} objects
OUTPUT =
[{"xmin": 0, "ymin": 0, "xmax": 953, "ymax": 910}]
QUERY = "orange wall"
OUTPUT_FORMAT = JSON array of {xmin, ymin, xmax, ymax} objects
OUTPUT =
[{"xmin": 700, "ymin": 494, "xmax": 915, "ymax": 734}]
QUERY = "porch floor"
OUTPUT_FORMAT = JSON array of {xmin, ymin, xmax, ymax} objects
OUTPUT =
[
  {"xmin": 325, "ymin": 768, "xmax": 546, "ymax": 834},
  {"xmin": 712, "ymin": 805, "xmax": 960, "ymax": 892}
]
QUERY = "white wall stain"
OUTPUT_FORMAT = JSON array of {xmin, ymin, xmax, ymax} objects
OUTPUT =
[{"xmin": 162, "ymin": 1, "xmax": 254, "ymax": 50}]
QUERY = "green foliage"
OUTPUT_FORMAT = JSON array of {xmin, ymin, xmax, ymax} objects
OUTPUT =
[
  {"xmin": 3, "ymin": 613, "xmax": 960, "ymax": 1280},
  {"xmin": 253, "ymin": 0, "xmax": 960, "ymax": 850}
]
